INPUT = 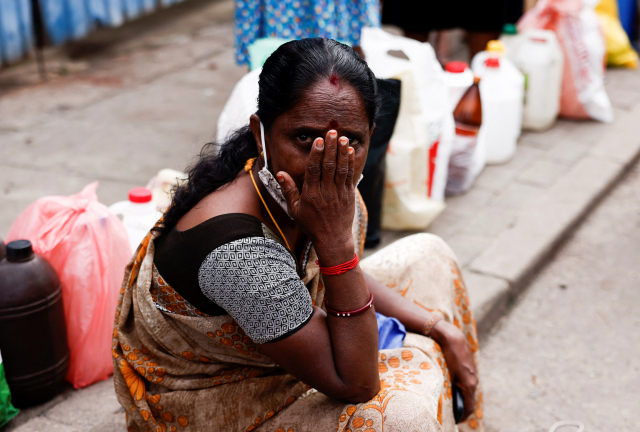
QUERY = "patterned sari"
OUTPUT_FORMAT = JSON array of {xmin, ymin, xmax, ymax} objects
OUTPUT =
[{"xmin": 112, "ymin": 196, "xmax": 484, "ymax": 432}]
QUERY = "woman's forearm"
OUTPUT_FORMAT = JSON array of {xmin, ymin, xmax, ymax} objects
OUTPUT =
[
  {"xmin": 363, "ymin": 271, "xmax": 441, "ymax": 338},
  {"xmin": 314, "ymin": 241, "xmax": 380, "ymax": 400}
]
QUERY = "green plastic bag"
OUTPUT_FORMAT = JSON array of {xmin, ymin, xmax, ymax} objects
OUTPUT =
[
  {"xmin": 0, "ymin": 352, "xmax": 19, "ymax": 427},
  {"xmin": 247, "ymin": 38, "xmax": 353, "ymax": 71},
  {"xmin": 247, "ymin": 38, "xmax": 292, "ymax": 71}
]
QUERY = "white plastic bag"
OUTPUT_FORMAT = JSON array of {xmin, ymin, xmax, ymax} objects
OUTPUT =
[
  {"xmin": 518, "ymin": 0, "xmax": 613, "ymax": 122},
  {"xmin": 446, "ymin": 128, "xmax": 483, "ymax": 195},
  {"xmin": 146, "ymin": 168, "xmax": 188, "ymax": 212},
  {"xmin": 361, "ymin": 27, "xmax": 452, "ymax": 230},
  {"xmin": 216, "ymin": 68, "xmax": 261, "ymax": 143}
]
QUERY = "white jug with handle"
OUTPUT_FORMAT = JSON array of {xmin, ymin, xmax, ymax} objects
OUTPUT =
[
  {"xmin": 108, "ymin": 188, "xmax": 161, "ymax": 253},
  {"xmin": 507, "ymin": 29, "xmax": 564, "ymax": 131}
]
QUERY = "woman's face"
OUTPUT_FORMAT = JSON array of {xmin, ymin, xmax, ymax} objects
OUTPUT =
[{"xmin": 251, "ymin": 80, "xmax": 372, "ymax": 194}]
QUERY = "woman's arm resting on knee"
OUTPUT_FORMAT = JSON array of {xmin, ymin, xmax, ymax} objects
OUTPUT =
[
  {"xmin": 364, "ymin": 272, "xmax": 478, "ymax": 420},
  {"xmin": 363, "ymin": 272, "xmax": 440, "ymax": 335},
  {"xmin": 259, "ymin": 300, "xmax": 379, "ymax": 403},
  {"xmin": 259, "ymin": 131, "xmax": 379, "ymax": 404}
]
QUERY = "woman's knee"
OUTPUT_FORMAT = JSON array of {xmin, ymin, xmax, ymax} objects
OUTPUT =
[
  {"xmin": 399, "ymin": 233, "xmax": 457, "ymax": 263},
  {"xmin": 412, "ymin": 233, "xmax": 450, "ymax": 250},
  {"xmin": 379, "ymin": 390, "xmax": 440, "ymax": 430}
]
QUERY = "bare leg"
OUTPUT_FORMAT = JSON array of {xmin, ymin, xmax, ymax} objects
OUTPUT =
[
  {"xmin": 467, "ymin": 31, "xmax": 501, "ymax": 58},
  {"xmin": 403, "ymin": 31, "xmax": 430, "ymax": 43},
  {"xmin": 434, "ymin": 30, "xmax": 452, "ymax": 65}
]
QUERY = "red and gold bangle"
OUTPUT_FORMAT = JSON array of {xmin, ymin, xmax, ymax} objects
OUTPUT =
[
  {"xmin": 422, "ymin": 314, "xmax": 442, "ymax": 337},
  {"xmin": 316, "ymin": 253, "xmax": 359, "ymax": 276},
  {"xmin": 324, "ymin": 292, "xmax": 374, "ymax": 317}
]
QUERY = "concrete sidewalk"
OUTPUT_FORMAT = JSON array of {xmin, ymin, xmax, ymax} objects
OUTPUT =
[
  {"xmin": 373, "ymin": 67, "xmax": 640, "ymax": 335},
  {"xmin": 1, "ymin": 1, "xmax": 640, "ymax": 429}
]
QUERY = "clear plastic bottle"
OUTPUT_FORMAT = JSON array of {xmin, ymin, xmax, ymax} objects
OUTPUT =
[
  {"xmin": 108, "ymin": 188, "xmax": 161, "ymax": 253},
  {"xmin": 446, "ymin": 76, "xmax": 483, "ymax": 195}
]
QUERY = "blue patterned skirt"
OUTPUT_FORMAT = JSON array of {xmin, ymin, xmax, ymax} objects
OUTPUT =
[{"xmin": 234, "ymin": 0, "xmax": 380, "ymax": 66}]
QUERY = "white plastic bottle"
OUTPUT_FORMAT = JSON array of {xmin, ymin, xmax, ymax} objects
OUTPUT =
[
  {"xmin": 506, "ymin": 29, "xmax": 563, "ymax": 131},
  {"xmin": 108, "ymin": 188, "xmax": 161, "ymax": 253},
  {"xmin": 471, "ymin": 40, "xmax": 523, "ymax": 80},
  {"xmin": 477, "ymin": 56, "xmax": 524, "ymax": 164},
  {"xmin": 499, "ymin": 24, "xmax": 519, "ymax": 55},
  {"xmin": 443, "ymin": 61, "xmax": 474, "ymax": 107}
]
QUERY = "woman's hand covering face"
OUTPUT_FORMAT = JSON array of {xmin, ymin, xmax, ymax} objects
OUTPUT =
[
  {"xmin": 278, "ymin": 130, "xmax": 356, "ymax": 250},
  {"xmin": 253, "ymin": 80, "xmax": 372, "ymax": 251}
]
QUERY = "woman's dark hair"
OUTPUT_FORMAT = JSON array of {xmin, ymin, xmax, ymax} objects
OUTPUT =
[{"xmin": 160, "ymin": 38, "xmax": 379, "ymax": 232}]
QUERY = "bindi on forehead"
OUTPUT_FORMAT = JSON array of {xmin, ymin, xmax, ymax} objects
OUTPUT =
[
  {"xmin": 329, "ymin": 120, "xmax": 339, "ymax": 128},
  {"xmin": 329, "ymin": 73, "xmax": 339, "ymax": 86}
]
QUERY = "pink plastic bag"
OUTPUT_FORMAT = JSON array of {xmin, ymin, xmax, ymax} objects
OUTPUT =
[
  {"xmin": 6, "ymin": 183, "xmax": 131, "ymax": 389},
  {"xmin": 519, "ymin": 0, "xmax": 614, "ymax": 122}
]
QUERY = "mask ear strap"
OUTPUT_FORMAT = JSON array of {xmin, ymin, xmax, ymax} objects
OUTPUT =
[{"xmin": 260, "ymin": 122, "xmax": 268, "ymax": 171}]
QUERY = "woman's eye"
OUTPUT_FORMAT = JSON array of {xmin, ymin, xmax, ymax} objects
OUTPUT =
[
  {"xmin": 349, "ymin": 138, "xmax": 360, "ymax": 146},
  {"xmin": 296, "ymin": 134, "xmax": 313, "ymax": 144}
]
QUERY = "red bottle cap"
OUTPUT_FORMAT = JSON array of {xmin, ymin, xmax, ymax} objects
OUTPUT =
[
  {"xmin": 485, "ymin": 57, "xmax": 500, "ymax": 68},
  {"xmin": 445, "ymin": 61, "xmax": 469, "ymax": 73},
  {"xmin": 128, "ymin": 187, "xmax": 153, "ymax": 203}
]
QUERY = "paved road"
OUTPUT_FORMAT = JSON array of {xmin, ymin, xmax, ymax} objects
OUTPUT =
[
  {"xmin": 5, "ymin": 170, "xmax": 639, "ymax": 432},
  {"xmin": 2, "ymin": 2, "xmax": 639, "ymax": 430},
  {"xmin": 481, "ymin": 162, "xmax": 640, "ymax": 432}
]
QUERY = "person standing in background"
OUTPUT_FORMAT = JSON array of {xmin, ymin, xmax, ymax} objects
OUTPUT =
[
  {"xmin": 382, "ymin": 0, "xmax": 523, "ymax": 60},
  {"xmin": 234, "ymin": 0, "xmax": 380, "ymax": 66}
]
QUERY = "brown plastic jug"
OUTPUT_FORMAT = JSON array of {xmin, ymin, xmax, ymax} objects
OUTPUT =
[
  {"xmin": 0, "ymin": 240, "xmax": 69, "ymax": 407},
  {"xmin": 453, "ymin": 76, "xmax": 482, "ymax": 131}
]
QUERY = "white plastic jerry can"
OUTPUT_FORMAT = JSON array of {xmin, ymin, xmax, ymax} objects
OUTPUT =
[
  {"xmin": 108, "ymin": 188, "xmax": 162, "ymax": 253},
  {"xmin": 472, "ymin": 52, "xmax": 524, "ymax": 165},
  {"xmin": 507, "ymin": 29, "xmax": 564, "ymax": 131},
  {"xmin": 443, "ymin": 61, "xmax": 474, "ymax": 108}
]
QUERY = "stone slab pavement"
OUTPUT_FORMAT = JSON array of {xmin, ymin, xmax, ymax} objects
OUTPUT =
[
  {"xmin": 1, "ymin": 1, "xmax": 640, "ymax": 429},
  {"xmin": 0, "ymin": 0, "xmax": 243, "ymax": 237},
  {"xmin": 481, "ymin": 162, "xmax": 640, "ymax": 432}
]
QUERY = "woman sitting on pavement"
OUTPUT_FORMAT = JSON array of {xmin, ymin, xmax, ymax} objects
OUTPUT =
[{"xmin": 113, "ymin": 38, "xmax": 484, "ymax": 432}]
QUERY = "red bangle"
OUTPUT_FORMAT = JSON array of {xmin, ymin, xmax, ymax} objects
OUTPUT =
[
  {"xmin": 316, "ymin": 253, "xmax": 359, "ymax": 275},
  {"xmin": 324, "ymin": 292, "xmax": 374, "ymax": 317}
]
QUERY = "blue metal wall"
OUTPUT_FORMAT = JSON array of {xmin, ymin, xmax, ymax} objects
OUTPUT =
[
  {"xmin": 0, "ymin": 0, "xmax": 34, "ymax": 64},
  {"xmin": 0, "ymin": 0, "xmax": 185, "ymax": 64}
]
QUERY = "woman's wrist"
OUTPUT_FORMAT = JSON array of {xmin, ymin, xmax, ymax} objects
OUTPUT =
[
  {"xmin": 314, "ymin": 238, "xmax": 355, "ymax": 267},
  {"xmin": 422, "ymin": 314, "xmax": 443, "ymax": 337},
  {"xmin": 427, "ymin": 319, "xmax": 449, "ymax": 346}
]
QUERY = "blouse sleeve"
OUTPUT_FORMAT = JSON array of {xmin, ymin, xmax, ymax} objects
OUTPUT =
[{"xmin": 198, "ymin": 236, "xmax": 313, "ymax": 344}]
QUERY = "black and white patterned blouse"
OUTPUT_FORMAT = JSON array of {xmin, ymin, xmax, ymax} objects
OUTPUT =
[{"xmin": 153, "ymin": 214, "xmax": 314, "ymax": 344}]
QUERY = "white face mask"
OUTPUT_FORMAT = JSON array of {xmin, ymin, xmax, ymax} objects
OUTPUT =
[
  {"xmin": 257, "ymin": 122, "xmax": 363, "ymax": 218},
  {"xmin": 258, "ymin": 122, "xmax": 291, "ymax": 217}
]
